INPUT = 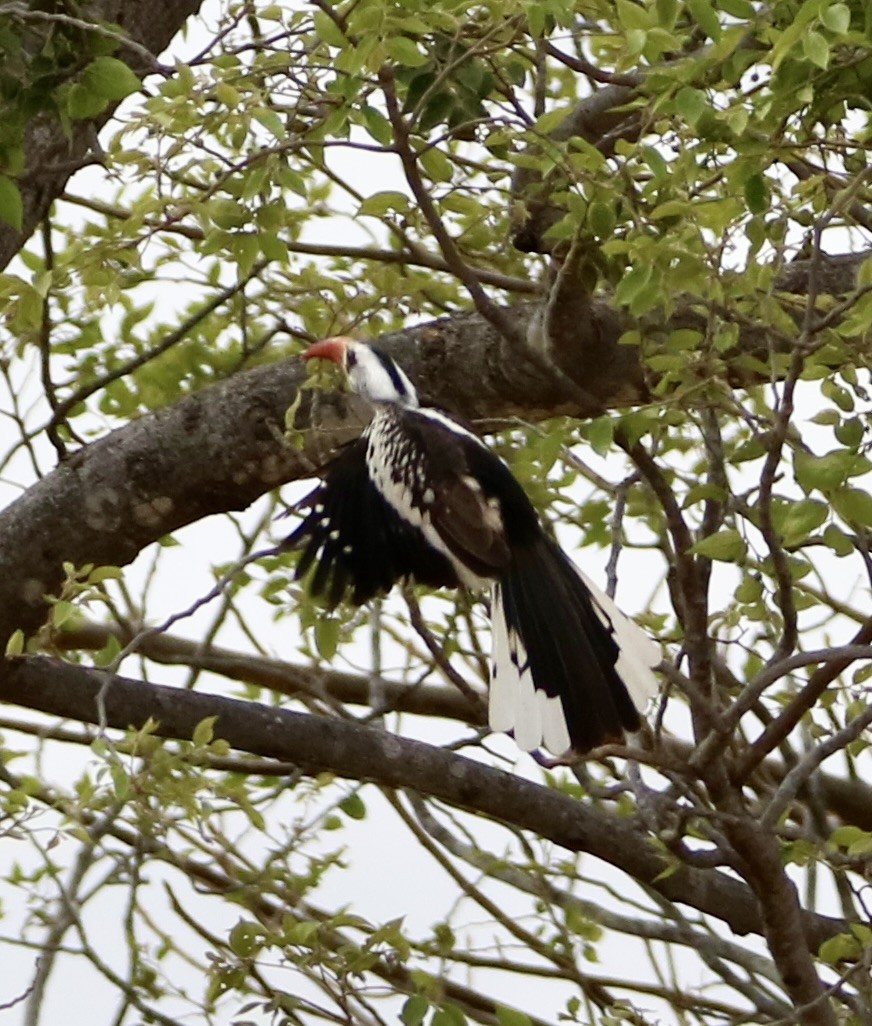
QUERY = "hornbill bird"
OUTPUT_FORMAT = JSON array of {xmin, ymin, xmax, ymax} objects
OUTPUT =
[{"xmin": 283, "ymin": 337, "xmax": 659, "ymax": 755}]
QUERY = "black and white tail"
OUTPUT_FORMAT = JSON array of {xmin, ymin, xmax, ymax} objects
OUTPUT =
[{"xmin": 488, "ymin": 535, "xmax": 659, "ymax": 755}]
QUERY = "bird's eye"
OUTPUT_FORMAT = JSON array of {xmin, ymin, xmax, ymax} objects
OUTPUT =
[{"xmin": 347, "ymin": 350, "xmax": 357, "ymax": 367}]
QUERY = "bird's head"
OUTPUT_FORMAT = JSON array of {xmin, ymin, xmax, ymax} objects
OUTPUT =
[{"xmin": 302, "ymin": 336, "xmax": 419, "ymax": 408}]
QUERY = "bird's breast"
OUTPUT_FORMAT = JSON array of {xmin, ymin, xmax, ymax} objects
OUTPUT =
[
  {"xmin": 365, "ymin": 415, "xmax": 429, "ymax": 523},
  {"xmin": 364, "ymin": 413, "xmax": 490, "ymax": 590}
]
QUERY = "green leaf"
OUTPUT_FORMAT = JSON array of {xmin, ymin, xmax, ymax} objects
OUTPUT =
[
  {"xmin": 830, "ymin": 825, "xmax": 869, "ymax": 849},
  {"xmin": 260, "ymin": 232, "xmax": 289, "ymax": 263},
  {"xmin": 5, "ymin": 629, "xmax": 24, "ymax": 657},
  {"xmin": 674, "ymin": 86, "xmax": 707, "ymax": 126},
  {"xmin": 109, "ymin": 761, "xmax": 130, "ymax": 801},
  {"xmin": 834, "ymin": 416, "xmax": 863, "ymax": 448},
  {"xmin": 821, "ymin": 3, "xmax": 850, "ymax": 34},
  {"xmin": 823, "ymin": 524, "xmax": 854, "ymax": 557},
  {"xmin": 253, "ymin": 108, "xmax": 287, "ymax": 140},
  {"xmin": 65, "ymin": 82, "xmax": 109, "ymax": 120},
  {"xmin": 93, "ymin": 632, "xmax": 122, "ymax": 668},
  {"xmin": 401, "ymin": 996, "xmax": 429, "ymax": 1026},
  {"xmin": 626, "ymin": 29, "xmax": 647, "ymax": 56},
  {"xmin": 0, "ymin": 175, "xmax": 22, "ymax": 231},
  {"xmin": 725, "ymin": 104, "xmax": 749, "ymax": 136},
  {"xmin": 684, "ymin": 483, "xmax": 727, "ymax": 508},
  {"xmin": 418, "ymin": 90, "xmax": 455, "ymax": 133},
  {"xmin": 51, "ymin": 600, "xmax": 76, "ymax": 627},
  {"xmin": 229, "ymin": 921, "xmax": 265, "ymax": 958},
  {"xmin": 88, "ymin": 565, "xmax": 123, "ymax": 583},
  {"xmin": 419, "ymin": 146, "xmax": 454, "ymax": 183},
  {"xmin": 667, "ymin": 328, "xmax": 704, "ymax": 350},
  {"xmin": 313, "ymin": 10, "xmax": 347, "ymax": 47},
  {"xmin": 832, "ymin": 488, "xmax": 872, "ymax": 527},
  {"xmin": 532, "ymin": 107, "xmax": 571, "ymax": 135},
  {"xmin": 770, "ymin": 0, "xmax": 826, "ymax": 70},
  {"xmin": 434, "ymin": 1005, "xmax": 466, "ymax": 1026},
  {"xmin": 692, "ymin": 529, "xmax": 747, "ymax": 562},
  {"xmin": 314, "ymin": 617, "xmax": 341, "ymax": 660},
  {"xmin": 387, "ymin": 37, "xmax": 428, "ymax": 68},
  {"xmin": 650, "ymin": 199, "xmax": 690, "ymax": 220},
  {"xmin": 209, "ymin": 198, "xmax": 248, "ymax": 229},
  {"xmin": 686, "ymin": 0, "xmax": 721, "ymax": 40},
  {"xmin": 525, "ymin": 2, "xmax": 547, "ymax": 37},
  {"xmin": 358, "ymin": 191, "xmax": 410, "ymax": 217},
  {"xmin": 794, "ymin": 450, "xmax": 856, "ymax": 493},
  {"xmin": 361, "ymin": 106, "xmax": 392, "ymax": 146},
  {"xmin": 279, "ymin": 166, "xmax": 308, "ymax": 197},
  {"xmin": 655, "ymin": 0, "xmax": 679, "ymax": 27},
  {"xmin": 744, "ymin": 173, "xmax": 769, "ymax": 214},
  {"xmin": 818, "ymin": 932, "xmax": 860, "ymax": 965},
  {"xmin": 284, "ymin": 919, "xmax": 320, "ymax": 945},
  {"xmin": 587, "ymin": 416, "xmax": 614, "ymax": 457},
  {"xmin": 588, "ymin": 200, "xmax": 616, "ymax": 238},
  {"xmin": 641, "ymin": 144, "xmax": 669, "ymax": 182},
  {"xmin": 495, "ymin": 1007, "xmax": 533, "ymax": 1026},
  {"xmin": 718, "ymin": 0, "xmax": 754, "ymax": 16},
  {"xmin": 615, "ymin": 265, "xmax": 653, "ymax": 307},
  {"xmin": 215, "ymin": 80, "xmax": 240, "ymax": 107},
  {"xmin": 616, "ymin": 0, "xmax": 650, "ymax": 31},
  {"xmin": 735, "ymin": 575, "xmax": 763, "ymax": 602},
  {"xmin": 810, "ymin": 409, "xmax": 840, "ymax": 426},
  {"xmin": 339, "ymin": 791, "xmax": 367, "ymax": 820},
  {"xmin": 779, "ymin": 499, "xmax": 828, "ymax": 545},
  {"xmin": 84, "ymin": 56, "xmax": 142, "ymax": 101},
  {"xmin": 802, "ymin": 30, "xmax": 830, "ymax": 69},
  {"xmin": 835, "ymin": 291, "xmax": 872, "ymax": 338},
  {"xmin": 857, "ymin": 256, "xmax": 872, "ymax": 288},
  {"xmin": 192, "ymin": 716, "xmax": 217, "ymax": 747},
  {"xmin": 822, "ymin": 378, "xmax": 854, "ymax": 411},
  {"xmin": 567, "ymin": 136, "xmax": 607, "ymax": 171}
]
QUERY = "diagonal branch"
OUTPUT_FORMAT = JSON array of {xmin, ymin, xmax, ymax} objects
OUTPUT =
[
  {"xmin": 0, "ymin": 653, "xmax": 852, "ymax": 953},
  {"xmin": 56, "ymin": 621, "xmax": 872, "ymax": 832}
]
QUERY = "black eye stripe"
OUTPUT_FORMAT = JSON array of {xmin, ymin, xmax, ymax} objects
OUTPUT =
[{"xmin": 371, "ymin": 346, "xmax": 410, "ymax": 398}]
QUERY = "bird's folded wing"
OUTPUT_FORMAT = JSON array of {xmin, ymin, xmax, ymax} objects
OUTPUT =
[
  {"xmin": 426, "ymin": 474, "xmax": 511, "ymax": 576},
  {"xmin": 403, "ymin": 409, "xmax": 528, "ymax": 579}
]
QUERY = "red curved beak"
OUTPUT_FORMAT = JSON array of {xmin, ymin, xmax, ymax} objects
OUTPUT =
[{"xmin": 301, "ymin": 336, "xmax": 353, "ymax": 367}]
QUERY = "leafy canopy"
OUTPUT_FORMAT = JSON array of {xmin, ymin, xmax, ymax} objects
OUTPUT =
[{"xmin": 1, "ymin": 1, "xmax": 872, "ymax": 1025}]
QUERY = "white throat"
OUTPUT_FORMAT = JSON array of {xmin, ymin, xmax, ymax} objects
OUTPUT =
[{"xmin": 346, "ymin": 344, "xmax": 419, "ymax": 407}]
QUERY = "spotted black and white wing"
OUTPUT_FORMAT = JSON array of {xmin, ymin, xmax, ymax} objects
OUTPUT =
[
  {"xmin": 364, "ymin": 407, "xmax": 522, "ymax": 586},
  {"xmin": 282, "ymin": 437, "xmax": 459, "ymax": 607}
]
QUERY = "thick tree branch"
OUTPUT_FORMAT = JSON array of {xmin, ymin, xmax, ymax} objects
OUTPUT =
[
  {"xmin": 0, "ymin": 249, "xmax": 866, "ymax": 651},
  {"xmin": 0, "ymin": 653, "xmax": 850, "ymax": 951},
  {"xmin": 0, "ymin": 355, "xmax": 313, "ymax": 647},
  {"xmin": 58, "ymin": 621, "xmax": 872, "ymax": 832}
]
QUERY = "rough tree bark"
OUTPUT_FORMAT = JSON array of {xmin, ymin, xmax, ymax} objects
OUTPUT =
[
  {"xmin": 0, "ymin": 252, "xmax": 863, "ymax": 650},
  {"xmin": 0, "ymin": 654, "xmax": 850, "ymax": 953}
]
